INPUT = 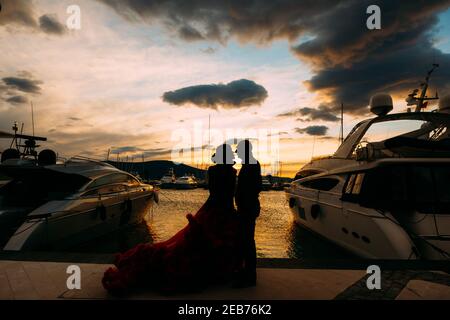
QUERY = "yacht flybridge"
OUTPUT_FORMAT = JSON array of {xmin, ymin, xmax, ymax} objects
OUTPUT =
[
  {"xmin": 286, "ymin": 65, "xmax": 450, "ymax": 260},
  {"xmin": 0, "ymin": 125, "xmax": 158, "ymax": 251}
]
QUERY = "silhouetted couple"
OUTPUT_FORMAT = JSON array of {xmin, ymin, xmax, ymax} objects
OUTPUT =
[
  {"xmin": 102, "ymin": 140, "xmax": 262, "ymax": 295},
  {"xmin": 208, "ymin": 141, "xmax": 262, "ymax": 288}
]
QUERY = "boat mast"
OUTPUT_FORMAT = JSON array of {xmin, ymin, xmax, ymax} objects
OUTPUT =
[
  {"xmin": 208, "ymin": 114, "xmax": 211, "ymax": 163},
  {"xmin": 30, "ymin": 101, "xmax": 35, "ymax": 137},
  {"xmin": 406, "ymin": 64, "xmax": 439, "ymax": 112},
  {"xmin": 340, "ymin": 102, "xmax": 344, "ymax": 145}
]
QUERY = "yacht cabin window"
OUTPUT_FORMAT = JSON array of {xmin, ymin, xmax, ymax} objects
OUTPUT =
[
  {"xmin": 88, "ymin": 173, "xmax": 131, "ymax": 189},
  {"xmin": 300, "ymin": 177, "xmax": 340, "ymax": 191}
]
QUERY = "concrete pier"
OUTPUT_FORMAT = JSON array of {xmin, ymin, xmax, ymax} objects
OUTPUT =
[{"xmin": 0, "ymin": 254, "xmax": 449, "ymax": 300}]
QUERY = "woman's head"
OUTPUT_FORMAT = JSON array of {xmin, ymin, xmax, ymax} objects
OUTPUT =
[{"xmin": 211, "ymin": 144, "xmax": 235, "ymax": 164}]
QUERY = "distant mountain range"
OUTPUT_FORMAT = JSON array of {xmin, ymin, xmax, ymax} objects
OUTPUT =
[
  {"xmin": 107, "ymin": 160, "xmax": 207, "ymax": 180},
  {"xmin": 107, "ymin": 160, "xmax": 292, "ymax": 183}
]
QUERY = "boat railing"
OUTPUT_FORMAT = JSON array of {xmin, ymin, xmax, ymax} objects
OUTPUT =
[{"xmin": 66, "ymin": 155, "xmax": 115, "ymax": 168}]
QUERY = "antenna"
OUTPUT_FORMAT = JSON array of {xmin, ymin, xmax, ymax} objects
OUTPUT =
[
  {"xmin": 340, "ymin": 102, "xmax": 344, "ymax": 145},
  {"xmin": 407, "ymin": 64, "xmax": 440, "ymax": 112},
  {"xmin": 208, "ymin": 114, "xmax": 211, "ymax": 163},
  {"xmin": 30, "ymin": 101, "xmax": 35, "ymax": 137},
  {"xmin": 311, "ymin": 136, "xmax": 316, "ymax": 160}
]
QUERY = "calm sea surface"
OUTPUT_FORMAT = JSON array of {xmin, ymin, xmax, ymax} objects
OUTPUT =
[{"xmin": 74, "ymin": 189, "xmax": 350, "ymax": 259}]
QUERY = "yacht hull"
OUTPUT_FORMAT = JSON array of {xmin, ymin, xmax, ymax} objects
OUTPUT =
[
  {"xmin": 286, "ymin": 189, "xmax": 418, "ymax": 260},
  {"xmin": 4, "ymin": 191, "xmax": 156, "ymax": 251}
]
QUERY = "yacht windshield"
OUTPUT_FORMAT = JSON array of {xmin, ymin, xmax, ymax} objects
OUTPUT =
[
  {"xmin": 361, "ymin": 119, "xmax": 431, "ymax": 143},
  {"xmin": 353, "ymin": 115, "xmax": 450, "ymax": 158}
]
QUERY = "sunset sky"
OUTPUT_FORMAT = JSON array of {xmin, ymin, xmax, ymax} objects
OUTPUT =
[{"xmin": 1, "ymin": 0, "xmax": 450, "ymax": 177}]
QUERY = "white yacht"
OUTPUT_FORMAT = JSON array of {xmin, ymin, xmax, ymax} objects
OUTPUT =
[
  {"xmin": 0, "ymin": 127, "xmax": 158, "ymax": 251},
  {"xmin": 174, "ymin": 175, "xmax": 198, "ymax": 189},
  {"xmin": 286, "ymin": 65, "xmax": 450, "ymax": 260},
  {"xmin": 160, "ymin": 168, "xmax": 176, "ymax": 188}
]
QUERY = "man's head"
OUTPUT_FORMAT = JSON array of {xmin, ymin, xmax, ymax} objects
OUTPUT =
[
  {"xmin": 211, "ymin": 144, "xmax": 235, "ymax": 164},
  {"xmin": 236, "ymin": 139, "xmax": 256, "ymax": 164}
]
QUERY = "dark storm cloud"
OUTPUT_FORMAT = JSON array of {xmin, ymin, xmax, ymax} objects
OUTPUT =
[
  {"xmin": 0, "ymin": 0, "xmax": 66, "ymax": 35},
  {"xmin": 2, "ymin": 77, "xmax": 42, "ymax": 94},
  {"xmin": 5, "ymin": 95, "xmax": 28, "ymax": 104},
  {"xmin": 111, "ymin": 146, "xmax": 143, "ymax": 154},
  {"xmin": 0, "ymin": 0, "xmax": 37, "ymax": 28},
  {"xmin": 178, "ymin": 25, "xmax": 204, "ymax": 41},
  {"xmin": 278, "ymin": 104, "xmax": 339, "ymax": 122},
  {"xmin": 98, "ymin": 0, "xmax": 336, "ymax": 43},
  {"xmin": 294, "ymin": 1, "xmax": 450, "ymax": 113},
  {"xmin": 295, "ymin": 125, "xmax": 329, "ymax": 136},
  {"xmin": 39, "ymin": 14, "xmax": 66, "ymax": 35},
  {"xmin": 100, "ymin": 0, "xmax": 450, "ymax": 114},
  {"xmin": 162, "ymin": 79, "xmax": 268, "ymax": 109}
]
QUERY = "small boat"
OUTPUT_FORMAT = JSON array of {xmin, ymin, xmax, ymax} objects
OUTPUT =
[
  {"xmin": 261, "ymin": 179, "xmax": 272, "ymax": 191},
  {"xmin": 174, "ymin": 175, "xmax": 198, "ymax": 189},
  {"xmin": 271, "ymin": 182, "xmax": 285, "ymax": 191},
  {"xmin": 0, "ymin": 125, "xmax": 158, "ymax": 251},
  {"xmin": 286, "ymin": 65, "xmax": 450, "ymax": 260},
  {"xmin": 160, "ymin": 168, "xmax": 176, "ymax": 188}
]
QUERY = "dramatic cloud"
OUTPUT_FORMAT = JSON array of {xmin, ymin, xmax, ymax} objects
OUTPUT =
[
  {"xmin": 98, "ymin": 0, "xmax": 334, "ymax": 43},
  {"xmin": 100, "ymin": 0, "xmax": 450, "ymax": 114},
  {"xmin": 0, "ymin": 0, "xmax": 37, "ymax": 28},
  {"xmin": 292, "ymin": 0, "xmax": 450, "ymax": 112},
  {"xmin": 295, "ymin": 125, "xmax": 329, "ymax": 136},
  {"xmin": 111, "ymin": 146, "xmax": 143, "ymax": 154},
  {"xmin": 278, "ymin": 104, "xmax": 339, "ymax": 122},
  {"xmin": 1, "ymin": 74, "xmax": 43, "ymax": 105},
  {"xmin": 2, "ymin": 77, "xmax": 42, "ymax": 94},
  {"xmin": 178, "ymin": 25, "xmax": 204, "ymax": 41},
  {"xmin": 5, "ymin": 95, "xmax": 28, "ymax": 104},
  {"xmin": 162, "ymin": 79, "xmax": 268, "ymax": 109},
  {"xmin": 39, "ymin": 14, "xmax": 66, "ymax": 35},
  {"xmin": 0, "ymin": 0, "xmax": 66, "ymax": 35}
]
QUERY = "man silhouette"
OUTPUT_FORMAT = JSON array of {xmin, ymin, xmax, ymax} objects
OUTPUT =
[{"xmin": 234, "ymin": 140, "xmax": 262, "ymax": 287}]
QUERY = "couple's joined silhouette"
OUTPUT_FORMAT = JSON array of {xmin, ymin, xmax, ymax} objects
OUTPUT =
[{"xmin": 102, "ymin": 140, "xmax": 262, "ymax": 294}]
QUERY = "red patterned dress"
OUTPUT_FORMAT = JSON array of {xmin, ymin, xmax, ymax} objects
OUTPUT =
[{"xmin": 102, "ymin": 164, "xmax": 239, "ymax": 295}]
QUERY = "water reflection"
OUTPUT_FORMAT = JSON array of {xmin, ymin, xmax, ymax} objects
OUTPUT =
[{"xmin": 71, "ymin": 189, "xmax": 350, "ymax": 259}]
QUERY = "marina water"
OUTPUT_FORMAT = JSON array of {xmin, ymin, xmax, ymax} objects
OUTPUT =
[{"xmin": 73, "ymin": 189, "xmax": 351, "ymax": 259}]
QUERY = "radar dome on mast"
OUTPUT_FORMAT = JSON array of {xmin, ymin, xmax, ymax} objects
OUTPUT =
[{"xmin": 369, "ymin": 93, "xmax": 393, "ymax": 116}]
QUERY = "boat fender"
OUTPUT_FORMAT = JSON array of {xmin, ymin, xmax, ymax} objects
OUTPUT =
[
  {"xmin": 311, "ymin": 204, "xmax": 321, "ymax": 220},
  {"xmin": 289, "ymin": 198, "xmax": 296, "ymax": 208},
  {"xmin": 120, "ymin": 200, "xmax": 132, "ymax": 225},
  {"xmin": 154, "ymin": 191, "xmax": 159, "ymax": 204}
]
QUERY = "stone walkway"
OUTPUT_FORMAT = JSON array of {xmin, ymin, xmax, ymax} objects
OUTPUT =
[{"xmin": 0, "ymin": 260, "xmax": 449, "ymax": 300}]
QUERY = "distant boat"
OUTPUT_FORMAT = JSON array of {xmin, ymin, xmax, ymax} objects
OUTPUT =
[
  {"xmin": 160, "ymin": 168, "xmax": 176, "ymax": 188},
  {"xmin": 271, "ymin": 182, "xmax": 285, "ymax": 191},
  {"xmin": 261, "ymin": 179, "xmax": 272, "ymax": 191},
  {"xmin": 174, "ymin": 175, "xmax": 198, "ymax": 189}
]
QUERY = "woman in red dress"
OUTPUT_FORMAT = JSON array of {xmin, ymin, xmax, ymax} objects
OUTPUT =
[{"xmin": 102, "ymin": 144, "xmax": 239, "ymax": 295}]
